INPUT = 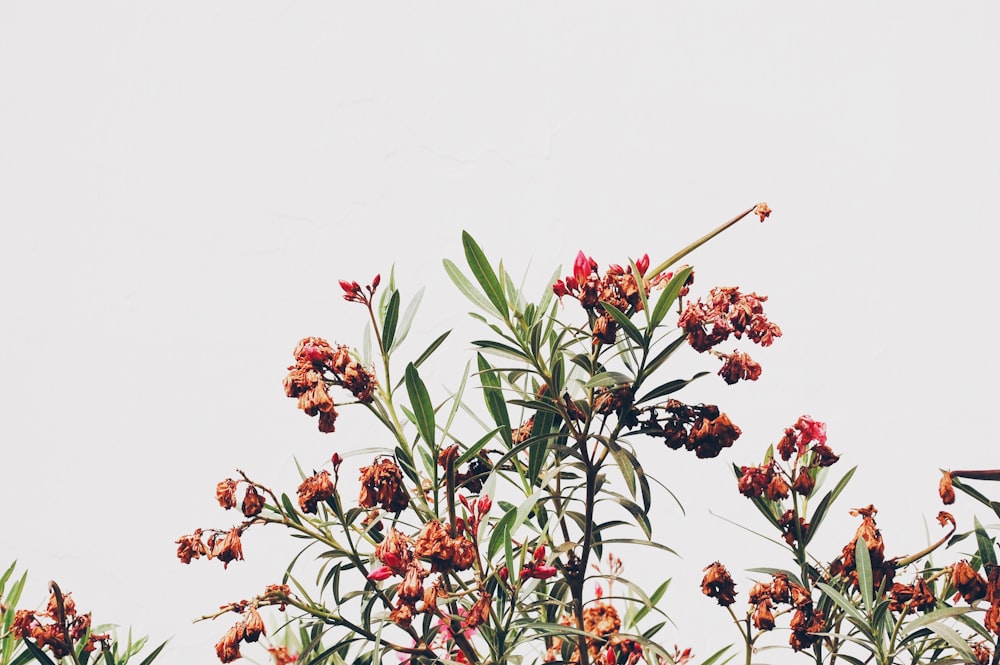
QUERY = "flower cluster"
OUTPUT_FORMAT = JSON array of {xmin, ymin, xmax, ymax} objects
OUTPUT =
[
  {"xmin": 11, "ymin": 588, "xmax": 109, "ymax": 658},
  {"xmin": 950, "ymin": 560, "xmax": 1000, "ymax": 634},
  {"xmin": 296, "ymin": 469, "xmax": 335, "ymax": 514},
  {"xmin": 217, "ymin": 477, "xmax": 266, "ymax": 517},
  {"xmin": 282, "ymin": 336, "xmax": 377, "ymax": 433},
  {"xmin": 358, "ymin": 457, "xmax": 409, "ymax": 513},
  {"xmin": 552, "ymin": 252, "xmax": 665, "ymax": 346},
  {"xmin": 748, "ymin": 573, "xmax": 826, "ymax": 651},
  {"xmin": 677, "ymin": 286, "xmax": 782, "ymax": 384},
  {"xmin": 829, "ymin": 505, "xmax": 895, "ymax": 593},
  {"xmin": 638, "ymin": 399, "xmax": 741, "ymax": 458}
]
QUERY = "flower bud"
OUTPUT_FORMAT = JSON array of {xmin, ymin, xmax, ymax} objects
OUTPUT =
[{"xmin": 367, "ymin": 566, "xmax": 393, "ymax": 582}]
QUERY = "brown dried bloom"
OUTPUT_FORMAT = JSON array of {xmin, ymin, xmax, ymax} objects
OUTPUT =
[
  {"xmin": 952, "ymin": 560, "xmax": 988, "ymax": 603},
  {"xmin": 176, "ymin": 529, "xmax": 209, "ymax": 564},
  {"xmin": 752, "ymin": 600, "xmax": 775, "ymax": 631},
  {"xmin": 214, "ymin": 622, "xmax": 244, "ymax": 663},
  {"xmin": 297, "ymin": 470, "xmax": 335, "ymax": 514},
  {"xmin": 973, "ymin": 641, "xmax": 992, "ymax": 665},
  {"xmin": 358, "ymin": 458, "xmax": 409, "ymax": 513},
  {"xmin": 678, "ymin": 286, "xmax": 781, "ymax": 353},
  {"xmin": 375, "ymin": 528, "xmax": 413, "ymax": 574},
  {"xmin": 216, "ymin": 479, "xmax": 238, "ymax": 510},
  {"xmin": 398, "ymin": 563, "xmax": 427, "ymax": 602},
  {"xmin": 413, "ymin": 520, "xmax": 476, "ymax": 572},
  {"xmin": 241, "ymin": 485, "xmax": 265, "ymax": 518},
  {"xmin": 389, "ymin": 600, "xmax": 415, "ymax": 629},
  {"xmin": 718, "ymin": 350, "xmax": 762, "ymax": 385},
  {"xmin": 582, "ymin": 601, "xmax": 622, "ymax": 659},
  {"xmin": 244, "ymin": 608, "xmax": 266, "ymax": 642},
  {"xmin": 464, "ymin": 592, "xmax": 493, "ymax": 630},
  {"xmin": 754, "ymin": 202, "xmax": 772, "ymax": 222},
  {"xmin": 889, "ymin": 578, "xmax": 935, "ymax": 613},
  {"xmin": 939, "ymin": 471, "xmax": 955, "ymax": 505},
  {"xmin": 792, "ymin": 469, "xmax": 815, "ymax": 496},
  {"xmin": 702, "ymin": 562, "xmax": 737, "ymax": 606},
  {"xmin": 212, "ymin": 528, "xmax": 245, "ymax": 569},
  {"xmin": 789, "ymin": 608, "xmax": 824, "ymax": 651}
]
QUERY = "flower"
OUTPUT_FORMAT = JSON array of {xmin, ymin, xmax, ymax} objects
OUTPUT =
[
  {"xmin": 241, "ymin": 485, "xmax": 265, "ymax": 517},
  {"xmin": 952, "ymin": 560, "xmax": 987, "ymax": 603},
  {"xmin": 244, "ymin": 608, "xmax": 266, "ymax": 642},
  {"xmin": 717, "ymin": 350, "xmax": 762, "ymax": 384},
  {"xmin": 267, "ymin": 645, "xmax": 299, "ymax": 664},
  {"xmin": 939, "ymin": 471, "xmax": 955, "ymax": 505},
  {"xmin": 297, "ymin": 470, "xmax": 335, "ymax": 514},
  {"xmin": 701, "ymin": 562, "xmax": 737, "ymax": 606},
  {"xmin": 216, "ymin": 479, "xmax": 238, "ymax": 510},
  {"xmin": 212, "ymin": 528, "xmax": 245, "ymax": 569},
  {"xmin": 358, "ymin": 458, "xmax": 409, "ymax": 513},
  {"xmin": 754, "ymin": 202, "xmax": 772, "ymax": 222},
  {"xmin": 175, "ymin": 529, "xmax": 209, "ymax": 564},
  {"xmin": 214, "ymin": 622, "xmax": 244, "ymax": 663}
]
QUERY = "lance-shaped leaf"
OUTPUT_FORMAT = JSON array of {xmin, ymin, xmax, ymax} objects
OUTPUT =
[
  {"xmin": 600, "ymin": 301, "xmax": 644, "ymax": 346},
  {"xmin": 404, "ymin": 363, "xmax": 435, "ymax": 447},
  {"xmin": 478, "ymin": 353, "xmax": 512, "ymax": 445},
  {"xmin": 381, "ymin": 289, "xmax": 400, "ymax": 351},
  {"xmin": 462, "ymin": 231, "xmax": 508, "ymax": 318},
  {"xmin": 649, "ymin": 265, "xmax": 693, "ymax": 330},
  {"xmin": 856, "ymin": 536, "xmax": 874, "ymax": 615}
]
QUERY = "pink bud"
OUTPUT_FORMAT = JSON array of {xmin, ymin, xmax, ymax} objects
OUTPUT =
[
  {"xmin": 533, "ymin": 544, "xmax": 546, "ymax": 563},
  {"xmin": 339, "ymin": 280, "xmax": 358, "ymax": 294},
  {"xmin": 595, "ymin": 583, "xmax": 604, "ymax": 598},
  {"xmin": 573, "ymin": 251, "xmax": 591, "ymax": 284},
  {"xmin": 636, "ymin": 253, "xmax": 650, "ymax": 274},
  {"xmin": 303, "ymin": 344, "xmax": 326, "ymax": 362},
  {"xmin": 530, "ymin": 565, "xmax": 558, "ymax": 580},
  {"xmin": 331, "ymin": 452, "xmax": 343, "ymax": 469},
  {"xmin": 552, "ymin": 280, "xmax": 568, "ymax": 298},
  {"xmin": 381, "ymin": 552, "xmax": 402, "ymax": 570},
  {"xmin": 608, "ymin": 263, "xmax": 625, "ymax": 275},
  {"xmin": 477, "ymin": 494, "xmax": 492, "ymax": 515},
  {"xmin": 498, "ymin": 566, "xmax": 509, "ymax": 581},
  {"xmin": 371, "ymin": 274, "xmax": 381, "ymax": 290},
  {"xmin": 367, "ymin": 566, "xmax": 393, "ymax": 581},
  {"xmin": 606, "ymin": 648, "xmax": 616, "ymax": 665}
]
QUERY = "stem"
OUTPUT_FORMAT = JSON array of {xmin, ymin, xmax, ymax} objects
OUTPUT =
[
  {"xmin": 48, "ymin": 581, "xmax": 82, "ymax": 665},
  {"xmin": 646, "ymin": 205, "xmax": 757, "ymax": 278}
]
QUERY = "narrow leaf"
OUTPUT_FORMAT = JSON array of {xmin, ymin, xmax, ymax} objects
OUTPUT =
[
  {"xmin": 381, "ymin": 290, "xmax": 401, "ymax": 351},
  {"xmin": 856, "ymin": 536, "xmax": 873, "ymax": 615},
  {"xmin": 404, "ymin": 363, "xmax": 435, "ymax": 447},
  {"xmin": 462, "ymin": 231, "xmax": 508, "ymax": 318},
  {"xmin": 443, "ymin": 258, "xmax": 501, "ymax": 316},
  {"xmin": 649, "ymin": 266, "xmax": 693, "ymax": 329},
  {"xmin": 600, "ymin": 301, "xmax": 643, "ymax": 346}
]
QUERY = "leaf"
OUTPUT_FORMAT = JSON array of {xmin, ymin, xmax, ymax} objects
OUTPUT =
[
  {"xmin": 607, "ymin": 492, "xmax": 652, "ymax": 539},
  {"xmin": 974, "ymin": 516, "xmax": 997, "ymax": 566},
  {"xmin": 815, "ymin": 582, "xmax": 875, "ymax": 640},
  {"xmin": 411, "ymin": 330, "xmax": 451, "ymax": 370},
  {"xmin": 856, "ymin": 536, "xmax": 873, "ymax": 615},
  {"xmin": 584, "ymin": 371, "xmax": 634, "ymax": 389},
  {"xmin": 21, "ymin": 639, "xmax": 57, "ymax": 665},
  {"xmin": 388, "ymin": 287, "xmax": 425, "ymax": 352},
  {"xmin": 136, "ymin": 641, "xmax": 169, "ymax": 665},
  {"xmin": 649, "ymin": 266, "xmax": 693, "ymax": 329},
  {"xmin": 745, "ymin": 567, "xmax": 803, "ymax": 587},
  {"xmin": 473, "ymin": 339, "xmax": 533, "ymax": 363},
  {"xmin": 488, "ymin": 507, "xmax": 517, "ymax": 559},
  {"xmin": 477, "ymin": 354, "xmax": 512, "ymax": 445},
  {"xmin": 806, "ymin": 466, "xmax": 857, "ymax": 545},
  {"xmin": 381, "ymin": 290, "xmax": 401, "ymax": 351},
  {"xmin": 635, "ymin": 372, "xmax": 709, "ymax": 404},
  {"xmin": 443, "ymin": 258, "xmax": 502, "ymax": 316},
  {"xmin": 404, "ymin": 363, "xmax": 435, "ymax": 447},
  {"xmin": 600, "ymin": 301, "xmax": 644, "ymax": 346},
  {"xmin": 902, "ymin": 606, "xmax": 975, "ymax": 636},
  {"xmin": 926, "ymin": 621, "xmax": 978, "ymax": 663},
  {"xmin": 462, "ymin": 231, "xmax": 508, "ymax": 318}
]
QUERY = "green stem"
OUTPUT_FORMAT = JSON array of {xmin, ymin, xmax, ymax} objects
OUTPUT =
[{"xmin": 646, "ymin": 205, "xmax": 757, "ymax": 278}]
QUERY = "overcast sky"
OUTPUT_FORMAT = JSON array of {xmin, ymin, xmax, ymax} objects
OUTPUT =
[{"xmin": 2, "ymin": 3, "xmax": 999, "ymax": 663}]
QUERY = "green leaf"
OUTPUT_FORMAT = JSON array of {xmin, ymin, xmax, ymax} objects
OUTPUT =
[
  {"xmin": 477, "ymin": 354, "xmax": 512, "ymax": 445},
  {"xmin": 635, "ymin": 372, "xmax": 709, "ymax": 404},
  {"xmin": 600, "ymin": 301, "xmax": 643, "ymax": 346},
  {"xmin": 136, "ymin": 641, "xmax": 168, "ymax": 665},
  {"xmin": 649, "ymin": 266, "xmax": 693, "ymax": 329},
  {"xmin": 925, "ymin": 621, "xmax": 978, "ymax": 663},
  {"xmin": 856, "ymin": 536, "xmax": 873, "ymax": 615},
  {"xmin": 404, "ymin": 363, "xmax": 435, "ymax": 447},
  {"xmin": 607, "ymin": 492, "xmax": 652, "ymax": 539},
  {"xmin": 462, "ymin": 231, "xmax": 508, "ymax": 318},
  {"xmin": 473, "ymin": 339, "xmax": 533, "ymax": 363},
  {"xmin": 280, "ymin": 493, "xmax": 302, "ymax": 524},
  {"xmin": 806, "ymin": 465, "xmax": 857, "ymax": 545},
  {"xmin": 583, "ymin": 371, "xmax": 634, "ymax": 389},
  {"xmin": 815, "ymin": 582, "xmax": 875, "ymax": 640},
  {"xmin": 974, "ymin": 516, "xmax": 997, "ymax": 566},
  {"xmin": 443, "ymin": 258, "xmax": 501, "ymax": 316},
  {"xmin": 745, "ymin": 567, "xmax": 804, "ymax": 587},
  {"xmin": 902, "ymin": 606, "xmax": 975, "ymax": 636},
  {"xmin": 699, "ymin": 645, "xmax": 735, "ymax": 665},
  {"xmin": 21, "ymin": 639, "xmax": 57, "ymax": 665},
  {"xmin": 381, "ymin": 290, "xmax": 400, "ymax": 351},
  {"xmin": 389, "ymin": 287, "xmax": 424, "ymax": 352},
  {"xmin": 488, "ymin": 507, "xmax": 517, "ymax": 559}
]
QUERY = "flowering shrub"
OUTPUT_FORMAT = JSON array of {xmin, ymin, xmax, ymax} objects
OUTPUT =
[{"xmin": 174, "ymin": 202, "xmax": 1000, "ymax": 665}]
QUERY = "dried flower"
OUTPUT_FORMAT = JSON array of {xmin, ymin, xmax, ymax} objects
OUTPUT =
[
  {"xmin": 939, "ymin": 471, "xmax": 956, "ymax": 505},
  {"xmin": 267, "ymin": 645, "xmax": 299, "ymax": 665},
  {"xmin": 244, "ymin": 608, "xmax": 266, "ymax": 642},
  {"xmin": 358, "ymin": 458, "xmax": 409, "ymax": 513},
  {"xmin": 241, "ymin": 485, "xmax": 265, "ymax": 517},
  {"xmin": 752, "ymin": 600, "xmax": 775, "ymax": 630},
  {"xmin": 701, "ymin": 562, "xmax": 737, "ymax": 606},
  {"xmin": 718, "ymin": 351, "xmax": 762, "ymax": 384},
  {"xmin": 216, "ymin": 479, "xmax": 238, "ymax": 510},
  {"xmin": 952, "ymin": 560, "xmax": 988, "ymax": 603},
  {"xmin": 754, "ymin": 202, "xmax": 772, "ymax": 222},
  {"xmin": 176, "ymin": 529, "xmax": 209, "ymax": 564},
  {"xmin": 296, "ymin": 470, "xmax": 335, "ymax": 514},
  {"xmin": 212, "ymin": 528, "xmax": 245, "ymax": 569},
  {"xmin": 214, "ymin": 622, "xmax": 244, "ymax": 663}
]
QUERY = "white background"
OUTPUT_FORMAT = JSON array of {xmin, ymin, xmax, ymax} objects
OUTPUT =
[{"xmin": 2, "ymin": 3, "xmax": 999, "ymax": 663}]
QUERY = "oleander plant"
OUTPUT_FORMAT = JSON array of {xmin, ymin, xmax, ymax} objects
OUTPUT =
[{"xmin": 170, "ymin": 203, "xmax": 1000, "ymax": 665}]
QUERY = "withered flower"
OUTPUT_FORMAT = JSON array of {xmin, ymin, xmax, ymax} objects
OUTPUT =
[
  {"xmin": 213, "ymin": 528, "xmax": 245, "ymax": 569},
  {"xmin": 358, "ymin": 458, "xmax": 409, "ymax": 513},
  {"xmin": 788, "ymin": 583, "xmax": 812, "ymax": 609},
  {"xmin": 718, "ymin": 351, "xmax": 762, "ymax": 385},
  {"xmin": 244, "ymin": 608, "xmax": 266, "ymax": 642},
  {"xmin": 217, "ymin": 479, "xmax": 238, "ymax": 510},
  {"xmin": 778, "ymin": 510, "xmax": 809, "ymax": 546},
  {"xmin": 986, "ymin": 603, "xmax": 1000, "ymax": 635},
  {"xmin": 777, "ymin": 428, "xmax": 797, "ymax": 461},
  {"xmin": 375, "ymin": 528, "xmax": 413, "ymax": 574},
  {"xmin": 591, "ymin": 313, "xmax": 618, "ymax": 346},
  {"xmin": 297, "ymin": 470, "xmax": 335, "ymax": 514},
  {"xmin": 752, "ymin": 600, "xmax": 775, "ymax": 631},
  {"xmin": 952, "ymin": 560, "xmax": 987, "ymax": 603},
  {"xmin": 268, "ymin": 645, "xmax": 299, "ymax": 665},
  {"xmin": 765, "ymin": 474, "xmax": 790, "ymax": 501},
  {"xmin": 464, "ymin": 592, "xmax": 493, "ymax": 632},
  {"xmin": 389, "ymin": 600, "xmax": 415, "ymax": 629},
  {"xmin": 811, "ymin": 443, "xmax": 840, "ymax": 467},
  {"xmin": 511, "ymin": 417, "xmax": 535, "ymax": 445},
  {"xmin": 689, "ymin": 412, "xmax": 741, "ymax": 458},
  {"xmin": 398, "ymin": 563, "xmax": 427, "ymax": 602},
  {"xmin": 737, "ymin": 464, "xmax": 770, "ymax": 498},
  {"xmin": 792, "ymin": 469, "xmax": 815, "ymax": 496},
  {"xmin": 973, "ymin": 641, "xmax": 993, "ymax": 665},
  {"xmin": 241, "ymin": 485, "xmax": 265, "ymax": 518},
  {"xmin": 889, "ymin": 578, "xmax": 935, "ymax": 613},
  {"xmin": 939, "ymin": 471, "xmax": 956, "ymax": 505},
  {"xmin": 701, "ymin": 562, "xmax": 737, "ymax": 606},
  {"xmin": 789, "ymin": 608, "xmax": 824, "ymax": 651},
  {"xmin": 754, "ymin": 202, "xmax": 772, "ymax": 222},
  {"xmin": 176, "ymin": 529, "xmax": 209, "ymax": 564},
  {"xmin": 771, "ymin": 573, "xmax": 790, "ymax": 604},
  {"xmin": 214, "ymin": 622, "xmax": 244, "ymax": 663}
]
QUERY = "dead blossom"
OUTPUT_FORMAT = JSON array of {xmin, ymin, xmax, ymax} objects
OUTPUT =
[
  {"xmin": 241, "ymin": 485, "xmax": 265, "ymax": 517},
  {"xmin": 701, "ymin": 562, "xmax": 737, "ymax": 606},
  {"xmin": 296, "ymin": 470, "xmax": 335, "ymax": 514},
  {"xmin": 212, "ymin": 527, "xmax": 245, "ymax": 569},
  {"xmin": 641, "ymin": 400, "xmax": 741, "ymax": 459},
  {"xmin": 282, "ymin": 336, "xmax": 377, "ymax": 433},
  {"xmin": 952, "ymin": 560, "xmax": 988, "ymax": 603},
  {"xmin": 358, "ymin": 458, "xmax": 409, "ymax": 513},
  {"xmin": 678, "ymin": 286, "xmax": 781, "ymax": 354},
  {"xmin": 940, "ymin": 471, "xmax": 956, "ymax": 505}
]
